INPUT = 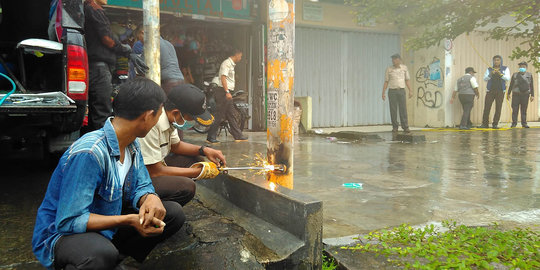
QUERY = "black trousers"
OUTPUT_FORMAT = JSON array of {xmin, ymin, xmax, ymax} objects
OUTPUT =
[
  {"xmin": 388, "ymin": 88, "xmax": 409, "ymax": 130},
  {"xmin": 482, "ymin": 90, "xmax": 505, "ymax": 126},
  {"xmin": 88, "ymin": 63, "xmax": 113, "ymax": 132},
  {"xmin": 150, "ymin": 154, "xmax": 200, "ymax": 206},
  {"xmin": 458, "ymin": 94, "xmax": 475, "ymax": 128},
  {"xmin": 53, "ymin": 201, "xmax": 184, "ymax": 270},
  {"xmin": 511, "ymin": 92, "xmax": 530, "ymax": 125},
  {"xmin": 207, "ymin": 88, "xmax": 244, "ymax": 140}
]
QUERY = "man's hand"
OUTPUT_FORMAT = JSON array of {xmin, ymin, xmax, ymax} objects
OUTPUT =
[
  {"xmin": 531, "ymin": 96, "xmax": 535, "ymax": 102},
  {"xmin": 138, "ymin": 194, "xmax": 166, "ymax": 229},
  {"xmin": 128, "ymin": 214, "xmax": 165, "ymax": 237},
  {"xmin": 408, "ymin": 91, "xmax": 413, "ymax": 99},
  {"xmin": 450, "ymin": 97, "xmax": 454, "ymax": 104},
  {"xmin": 204, "ymin": 147, "xmax": 227, "ymax": 167},
  {"xmin": 507, "ymin": 94, "xmax": 511, "ymax": 101},
  {"xmin": 226, "ymin": 92, "xmax": 233, "ymax": 100},
  {"xmin": 382, "ymin": 93, "xmax": 386, "ymax": 101}
]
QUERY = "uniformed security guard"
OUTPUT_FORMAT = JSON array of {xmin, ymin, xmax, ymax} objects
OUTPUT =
[
  {"xmin": 451, "ymin": 67, "xmax": 480, "ymax": 129},
  {"xmin": 507, "ymin": 61, "xmax": 535, "ymax": 128}
]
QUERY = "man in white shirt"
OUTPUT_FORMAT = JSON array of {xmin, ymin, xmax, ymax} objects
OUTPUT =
[
  {"xmin": 139, "ymin": 84, "xmax": 224, "ymax": 207},
  {"xmin": 451, "ymin": 67, "xmax": 480, "ymax": 130},
  {"xmin": 382, "ymin": 53, "xmax": 413, "ymax": 133},
  {"xmin": 206, "ymin": 49, "xmax": 247, "ymax": 143}
]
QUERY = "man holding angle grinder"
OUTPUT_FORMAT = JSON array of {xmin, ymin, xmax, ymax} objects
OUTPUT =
[
  {"xmin": 139, "ymin": 83, "xmax": 286, "ymax": 208},
  {"xmin": 139, "ymin": 84, "xmax": 224, "ymax": 207}
]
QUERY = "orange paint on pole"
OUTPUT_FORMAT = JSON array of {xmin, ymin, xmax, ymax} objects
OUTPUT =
[
  {"xmin": 279, "ymin": 115, "xmax": 293, "ymax": 142},
  {"xmin": 267, "ymin": 59, "xmax": 285, "ymax": 88},
  {"xmin": 267, "ymin": 0, "xmax": 295, "ymax": 189},
  {"xmin": 288, "ymin": 77, "xmax": 294, "ymax": 94}
]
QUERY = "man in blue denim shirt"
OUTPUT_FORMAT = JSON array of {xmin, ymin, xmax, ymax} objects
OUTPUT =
[{"xmin": 32, "ymin": 78, "xmax": 184, "ymax": 269}]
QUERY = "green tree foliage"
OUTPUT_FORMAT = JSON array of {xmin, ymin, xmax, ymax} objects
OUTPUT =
[{"xmin": 347, "ymin": 0, "xmax": 540, "ymax": 68}]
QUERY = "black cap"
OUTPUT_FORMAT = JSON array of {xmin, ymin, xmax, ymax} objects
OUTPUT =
[
  {"xmin": 167, "ymin": 84, "xmax": 214, "ymax": 126},
  {"xmin": 465, "ymin": 67, "xmax": 476, "ymax": 74},
  {"xmin": 518, "ymin": 61, "xmax": 528, "ymax": 66},
  {"xmin": 391, "ymin": 53, "xmax": 401, "ymax": 59}
]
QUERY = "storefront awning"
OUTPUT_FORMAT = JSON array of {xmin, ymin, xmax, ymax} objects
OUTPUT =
[{"xmin": 107, "ymin": 0, "xmax": 254, "ymax": 21}]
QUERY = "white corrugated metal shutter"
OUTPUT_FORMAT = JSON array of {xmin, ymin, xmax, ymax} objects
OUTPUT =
[{"xmin": 296, "ymin": 27, "xmax": 400, "ymax": 127}]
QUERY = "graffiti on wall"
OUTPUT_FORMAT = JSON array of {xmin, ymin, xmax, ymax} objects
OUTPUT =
[{"xmin": 416, "ymin": 57, "xmax": 444, "ymax": 109}]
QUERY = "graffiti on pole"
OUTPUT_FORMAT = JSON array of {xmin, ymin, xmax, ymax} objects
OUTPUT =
[{"xmin": 267, "ymin": 0, "xmax": 295, "ymax": 189}]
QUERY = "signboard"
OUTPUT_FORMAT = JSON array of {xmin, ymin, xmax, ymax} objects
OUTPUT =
[
  {"xmin": 267, "ymin": 90, "xmax": 278, "ymax": 128},
  {"xmin": 108, "ymin": 0, "xmax": 251, "ymax": 20},
  {"xmin": 302, "ymin": 2, "xmax": 323, "ymax": 22}
]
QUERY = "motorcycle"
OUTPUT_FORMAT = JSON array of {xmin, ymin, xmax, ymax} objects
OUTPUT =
[{"xmin": 193, "ymin": 81, "xmax": 250, "ymax": 135}]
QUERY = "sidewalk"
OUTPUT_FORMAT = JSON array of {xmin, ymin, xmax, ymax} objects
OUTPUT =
[{"xmin": 309, "ymin": 122, "xmax": 540, "ymax": 134}]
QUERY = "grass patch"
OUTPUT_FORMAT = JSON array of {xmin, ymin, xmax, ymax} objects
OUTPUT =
[
  {"xmin": 342, "ymin": 221, "xmax": 540, "ymax": 269},
  {"xmin": 323, "ymin": 254, "xmax": 338, "ymax": 270}
]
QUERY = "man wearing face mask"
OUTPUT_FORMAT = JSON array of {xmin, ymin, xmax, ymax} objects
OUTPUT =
[
  {"xmin": 139, "ymin": 84, "xmax": 223, "ymax": 206},
  {"xmin": 507, "ymin": 62, "xmax": 535, "ymax": 128}
]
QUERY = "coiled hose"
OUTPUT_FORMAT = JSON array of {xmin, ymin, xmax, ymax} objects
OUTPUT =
[{"xmin": 0, "ymin": 72, "xmax": 16, "ymax": 106}]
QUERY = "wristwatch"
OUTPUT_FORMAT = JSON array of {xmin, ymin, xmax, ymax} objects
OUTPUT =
[
  {"xmin": 199, "ymin": 145, "xmax": 206, "ymax": 156},
  {"xmin": 225, "ymin": 90, "xmax": 230, "ymax": 93}
]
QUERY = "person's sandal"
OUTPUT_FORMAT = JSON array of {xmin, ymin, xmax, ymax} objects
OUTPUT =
[{"xmin": 206, "ymin": 138, "xmax": 220, "ymax": 144}]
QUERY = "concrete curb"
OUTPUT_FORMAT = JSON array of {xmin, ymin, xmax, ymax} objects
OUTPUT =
[
  {"xmin": 309, "ymin": 130, "xmax": 383, "ymax": 141},
  {"xmin": 197, "ymin": 175, "xmax": 323, "ymax": 269},
  {"xmin": 328, "ymin": 131, "xmax": 383, "ymax": 141}
]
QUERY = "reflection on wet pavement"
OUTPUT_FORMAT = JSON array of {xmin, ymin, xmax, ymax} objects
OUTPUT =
[{"xmin": 188, "ymin": 129, "xmax": 540, "ymax": 238}]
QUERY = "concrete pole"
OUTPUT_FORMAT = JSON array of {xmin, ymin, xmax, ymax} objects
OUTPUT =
[
  {"xmin": 266, "ymin": 0, "xmax": 295, "ymax": 189},
  {"xmin": 143, "ymin": 0, "xmax": 160, "ymax": 84}
]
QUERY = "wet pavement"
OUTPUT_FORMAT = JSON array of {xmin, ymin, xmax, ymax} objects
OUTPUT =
[
  {"xmin": 187, "ymin": 127, "xmax": 540, "ymax": 239},
  {"xmin": 1, "ymin": 127, "xmax": 539, "ymax": 269}
]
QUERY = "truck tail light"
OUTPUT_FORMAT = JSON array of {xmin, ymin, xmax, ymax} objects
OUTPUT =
[{"xmin": 66, "ymin": 44, "xmax": 88, "ymax": 100}]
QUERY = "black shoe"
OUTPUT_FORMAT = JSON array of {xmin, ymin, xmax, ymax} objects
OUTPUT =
[
  {"xmin": 392, "ymin": 128, "xmax": 398, "ymax": 133},
  {"xmin": 492, "ymin": 125, "xmax": 499, "ymax": 129},
  {"xmin": 206, "ymin": 138, "xmax": 220, "ymax": 144},
  {"xmin": 523, "ymin": 124, "xmax": 530, "ymax": 128},
  {"xmin": 478, "ymin": 124, "xmax": 489, "ymax": 128},
  {"xmin": 403, "ymin": 129, "xmax": 411, "ymax": 134},
  {"xmin": 511, "ymin": 123, "xmax": 517, "ymax": 128}
]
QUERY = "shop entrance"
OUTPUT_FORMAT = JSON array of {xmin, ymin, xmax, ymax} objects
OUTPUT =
[{"xmin": 103, "ymin": 7, "xmax": 261, "ymax": 130}]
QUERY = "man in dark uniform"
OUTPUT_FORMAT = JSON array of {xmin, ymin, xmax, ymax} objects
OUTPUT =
[
  {"xmin": 480, "ymin": 55, "xmax": 511, "ymax": 129},
  {"xmin": 84, "ymin": 0, "xmax": 147, "ymax": 132},
  {"xmin": 451, "ymin": 67, "xmax": 479, "ymax": 129},
  {"xmin": 507, "ymin": 62, "xmax": 535, "ymax": 128}
]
